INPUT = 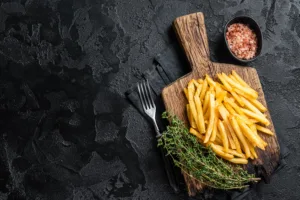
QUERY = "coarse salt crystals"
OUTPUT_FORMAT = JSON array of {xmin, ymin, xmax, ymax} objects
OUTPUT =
[{"xmin": 226, "ymin": 23, "xmax": 258, "ymax": 60}]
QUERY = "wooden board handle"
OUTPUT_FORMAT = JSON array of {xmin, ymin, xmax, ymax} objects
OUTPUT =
[{"xmin": 173, "ymin": 12, "xmax": 211, "ymax": 73}]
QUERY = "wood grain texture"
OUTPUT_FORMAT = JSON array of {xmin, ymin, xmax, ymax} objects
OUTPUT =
[{"xmin": 162, "ymin": 12, "xmax": 280, "ymax": 196}]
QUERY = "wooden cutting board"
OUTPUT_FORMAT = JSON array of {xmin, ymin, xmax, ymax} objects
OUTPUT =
[{"xmin": 162, "ymin": 12, "xmax": 280, "ymax": 196}]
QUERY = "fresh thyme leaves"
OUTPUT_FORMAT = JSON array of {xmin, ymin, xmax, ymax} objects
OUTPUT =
[{"xmin": 158, "ymin": 112, "xmax": 259, "ymax": 190}]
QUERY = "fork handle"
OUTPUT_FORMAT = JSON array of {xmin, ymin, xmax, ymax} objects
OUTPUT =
[
  {"xmin": 159, "ymin": 145, "xmax": 180, "ymax": 194},
  {"xmin": 153, "ymin": 120, "xmax": 180, "ymax": 193},
  {"xmin": 152, "ymin": 120, "xmax": 162, "ymax": 138}
]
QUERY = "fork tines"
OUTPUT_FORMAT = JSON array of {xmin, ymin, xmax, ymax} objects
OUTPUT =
[{"xmin": 137, "ymin": 80, "xmax": 155, "ymax": 111}]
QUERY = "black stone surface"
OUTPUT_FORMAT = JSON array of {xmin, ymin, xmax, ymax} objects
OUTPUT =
[{"xmin": 0, "ymin": 0, "xmax": 299, "ymax": 199}]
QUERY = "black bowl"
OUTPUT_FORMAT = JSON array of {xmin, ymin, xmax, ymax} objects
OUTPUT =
[{"xmin": 224, "ymin": 16, "xmax": 263, "ymax": 63}]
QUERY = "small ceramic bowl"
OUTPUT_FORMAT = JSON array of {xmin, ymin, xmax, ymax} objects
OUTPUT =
[{"xmin": 224, "ymin": 16, "xmax": 263, "ymax": 63}]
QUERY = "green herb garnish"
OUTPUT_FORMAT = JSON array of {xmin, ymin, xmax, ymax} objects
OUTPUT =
[{"xmin": 158, "ymin": 112, "xmax": 259, "ymax": 190}]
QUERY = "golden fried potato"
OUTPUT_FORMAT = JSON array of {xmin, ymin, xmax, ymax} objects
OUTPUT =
[
  {"xmin": 204, "ymin": 93, "xmax": 216, "ymax": 143},
  {"xmin": 184, "ymin": 71, "xmax": 273, "ymax": 164}
]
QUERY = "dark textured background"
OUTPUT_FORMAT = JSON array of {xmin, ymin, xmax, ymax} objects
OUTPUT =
[{"xmin": 0, "ymin": 0, "xmax": 299, "ymax": 199}]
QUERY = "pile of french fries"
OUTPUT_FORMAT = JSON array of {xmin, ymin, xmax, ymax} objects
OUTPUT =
[{"xmin": 184, "ymin": 70, "xmax": 274, "ymax": 164}]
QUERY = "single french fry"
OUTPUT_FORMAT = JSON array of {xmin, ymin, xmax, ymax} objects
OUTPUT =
[
  {"xmin": 204, "ymin": 93, "xmax": 216, "ymax": 143},
  {"xmin": 210, "ymin": 108, "xmax": 219, "ymax": 141},
  {"xmin": 256, "ymin": 125, "xmax": 274, "ymax": 136},
  {"xmin": 217, "ymin": 120, "xmax": 229, "ymax": 152},
  {"xmin": 248, "ymin": 98, "xmax": 267, "ymax": 112},
  {"xmin": 236, "ymin": 118, "xmax": 265, "ymax": 150},
  {"xmin": 194, "ymin": 95, "xmax": 206, "ymax": 133},
  {"xmin": 203, "ymin": 91, "xmax": 210, "ymax": 114},
  {"xmin": 190, "ymin": 128, "xmax": 204, "ymax": 140},
  {"xmin": 229, "ymin": 149, "xmax": 245, "ymax": 158},
  {"xmin": 206, "ymin": 74, "xmax": 217, "ymax": 87},
  {"xmin": 184, "ymin": 88, "xmax": 189, "ymax": 100},
  {"xmin": 200, "ymin": 79, "xmax": 208, "ymax": 101},
  {"xmin": 188, "ymin": 82, "xmax": 199, "ymax": 130},
  {"xmin": 222, "ymin": 73, "xmax": 258, "ymax": 99},
  {"xmin": 210, "ymin": 143, "xmax": 234, "ymax": 160},
  {"xmin": 252, "ymin": 148, "xmax": 258, "ymax": 159},
  {"xmin": 241, "ymin": 97, "xmax": 264, "ymax": 117},
  {"xmin": 227, "ymin": 158, "xmax": 248, "ymax": 164},
  {"xmin": 223, "ymin": 121, "xmax": 236, "ymax": 149},
  {"xmin": 187, "ymin": 104, "xmax": 196, "ymax": 128},
  {"xmin": 229, "ymin": 116, "xmax": 251, "ymax": 158},
  {"xmin": 245, "ymin": 138, "xmax": 255, "ymax": 157},
  {"xmin": 231, "ymin": 91, "xmax": 245, "ymax": 107},
  {"xmin": 213, "ymin": 144, "xmax": 244, "ymax": 158},
  {"xmin": 198, "ymin": 79, "xmax": 204, "ymax": 84},
  {"xmin": 232, "ymin": 70, "xmax": 251, "ymax": 88},
  {"xmin": 241, "ymin": 108, "xmax": 270, "ymax": 126},
  {"xmin": 217, "ymin": 73, "xmax": 233, "ymax": 92}
]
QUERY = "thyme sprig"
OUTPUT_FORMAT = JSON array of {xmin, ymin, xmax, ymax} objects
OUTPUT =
[{"xmin": 158, "ymin": 112, "xmax": 259, "ymax": 190}]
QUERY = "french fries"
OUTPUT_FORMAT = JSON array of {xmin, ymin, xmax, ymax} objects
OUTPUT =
[
  {"xmin": 184, "ymin": 71, "xmax": 274, "ymax": 165},
  {"xmin": 229, "ymin": 116, "xmax": 251, "ymax": 158},
  {"xmin": 236, "ymin": 117, "xmax": 265, "ymax": 150},
  {"xmin": 241, "ymin": 108, "xmax": 270, "ymax": 125}
]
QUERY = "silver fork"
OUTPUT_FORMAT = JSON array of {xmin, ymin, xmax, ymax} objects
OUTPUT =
[
  {"xmin": 137, "ymin": 80, "xmax": 180, "ymax": 193},
  {"xmin": 137, "ymin": 80, "xmax": 162, "ymax": 138}
]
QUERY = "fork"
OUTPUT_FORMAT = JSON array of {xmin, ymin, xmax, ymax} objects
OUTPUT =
[
  {"xmin": 137, "ymin": 80, "xmax": 162, "ymax": 138},
  {"xmin": 137, "ymin": 80, "xmax": 180, "ymax": 193}
]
